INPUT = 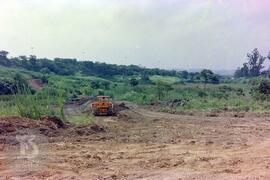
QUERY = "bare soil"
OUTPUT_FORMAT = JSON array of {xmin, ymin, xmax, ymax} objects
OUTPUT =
[
  {"xmin": 27, "ymin": 79, "xmax": 46, "ymax": 90},
  {"xmin": 1, "ymin": 105, "xmax": 270, "ymax": 179}
]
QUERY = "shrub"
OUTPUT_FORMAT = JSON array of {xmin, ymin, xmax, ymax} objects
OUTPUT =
[
  {"xmin": 90, "ymin": 80, "xmax": 100, "ymax": 89},
  {"xmin": 198, "ymin": 91, "xmax": 208, "ymax": 97},
  {"xmin": 218, "ymin": 85, "xmax": 233, "ymax": 93},
  {"xmin": 250, "ymin": 78, "xmax": 270, "ymax": 101},
  {"xmin": 0, "ymin": 79, "xmax": 16, "ymax": 95},
  {"xmin": 98, "ymin": 89, "xmax": 104, "ymax": 95},
  {"xmin": 130, "ymin": 77, "xmax": 139, "ymax": 87},
  {"xmin": 236, "ymin": 88, "xmax": 245, "ymax": 96}
]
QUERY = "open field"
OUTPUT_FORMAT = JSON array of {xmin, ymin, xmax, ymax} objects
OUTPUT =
[{"xmin": 1, "ymin": 103, "xmax": 270, "ymax": 180}]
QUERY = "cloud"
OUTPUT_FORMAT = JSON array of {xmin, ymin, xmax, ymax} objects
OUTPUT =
[{"xmin": 0, "ymin": 0, "xmax": 269, "ymax": 70}]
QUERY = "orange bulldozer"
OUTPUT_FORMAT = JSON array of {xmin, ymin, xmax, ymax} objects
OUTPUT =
[{"xmin": 91, "ymin": 96, "xmax": 114, "ymax": 116}]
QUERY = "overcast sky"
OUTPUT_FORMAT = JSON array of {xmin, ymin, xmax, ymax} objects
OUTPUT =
[{"xmin": 0, "ymin": 0, "xmax": 269, "ymax": 70}]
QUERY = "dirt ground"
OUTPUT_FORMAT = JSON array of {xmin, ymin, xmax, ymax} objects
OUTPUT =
[
  {"xmin": 1, "ymin": 105, "xmax": 270, "ymax": 179},
  {"xmin": 27, "ymin": 79, "xmax": 46, "ymax": 90}
]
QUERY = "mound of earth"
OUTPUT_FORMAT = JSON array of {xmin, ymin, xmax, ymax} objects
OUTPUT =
[
  {"xmin": 0, "ymin": 116, "xmax": 105, "ymax": 145},
  {"xmin": 40, "ymin": 116, "xmax": 66, "ymax": 128},
  {"xmin": 67, "ymin": 96, "xmax": 94, "ymax": 106},
  {"xmin": 113, "ymin": 102, "xmax": 129, "ymax": 114}
]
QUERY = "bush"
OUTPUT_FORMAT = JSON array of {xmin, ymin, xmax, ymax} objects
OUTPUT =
[
  {"xmin": 130, "ymin": 77, "xmax": 139, "ymax": 87},
  {"xmin": 90, "ymin": 80, "xmax": 100, "ymax": 89},
  {"xmin": 41, "ymin": 75, "xmax": 49, "ymax": 84},
  {"xmin": 198, "ymin": 91, "xmax": 208, "ymax": 97},
  {"xmin": 218, "ymin": 85, "xmax": 233, "ymax": 93},
  {"xmin": 250, "ymin": 79, "xmax": 270, "ymax": 101},
  {"xmin": 98, "ymin": 89, "xmax": 104, "ymax": 95},
  {"xmin": 0, "ymin": 79, "xmax": 16, "ymax": 95}
]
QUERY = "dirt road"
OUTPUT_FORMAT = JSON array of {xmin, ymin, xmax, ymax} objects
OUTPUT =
[{"xmin": 1, "ymin": 106, "xmax": 270, "ymax": 179}]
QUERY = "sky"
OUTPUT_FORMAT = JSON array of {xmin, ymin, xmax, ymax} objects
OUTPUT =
[{"xmin": 0, "ymin": 0, "xmax": 269, "ymax": 70}]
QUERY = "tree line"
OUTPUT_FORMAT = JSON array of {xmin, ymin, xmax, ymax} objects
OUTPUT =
[
  {"xmin": 0, "ymin": 50, "xmax": 220, "ymax": 84},
  {"xmin": 0, "ymin": 50, "xmax": 179, "ymax": 77}
]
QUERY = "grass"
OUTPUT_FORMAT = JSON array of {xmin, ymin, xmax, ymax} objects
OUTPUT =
[
  {"xmin": 2, "ymin": 65, "xmax": 270, "ymax": 122},
  {"xmin": 0, "ymin": 65, "xmax": 42, "ymax": 80},
  {"xmin": 150, "ymin": 75, "xmax": 180, "ymax": 84},
  {"xmin": 67, "ymin": 114, "xmax": 96, "ymax": 125},
  {"xmin": 0, "ymin": 102, "xmax": 18, "ymax": 116}
]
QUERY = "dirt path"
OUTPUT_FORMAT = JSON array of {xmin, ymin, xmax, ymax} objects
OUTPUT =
[
  {"xmin": 27, "ymin": 79, "xmax": 45, "ymax": 90},
  {"xmin": 1, "ymin": 107, "xmax": 270, "ymax": 179}
]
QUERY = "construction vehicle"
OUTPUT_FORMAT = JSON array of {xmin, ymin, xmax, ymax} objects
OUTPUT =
[{"xmin": 91, "ymin": 96, "xmax": 114, "ymax": 116}]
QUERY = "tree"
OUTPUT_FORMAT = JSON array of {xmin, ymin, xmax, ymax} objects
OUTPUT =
[
  {"xmin": 100, "ymin": 81, "xmax": 111, "ymax": 90},
  {"xmin": 0, "ymin": 50, "xmax": 10, "ymax": 66},
  {"xmin": 180, "ymin": 71, "xmax": 189, "ymax": 79},
  {"xmin": 200, "ymin": 69, "xmax": 214, "ymax": 87},
  {"xmin": 40, "ymin": 67, "xmax": 51, "ymax": 74},
  {"xmin": 141, "ymin": 73, "xmax": 152, "ymax": 84},
  {"xmin": 235, "ymin": 48, "xmax": 266, "ymax": 78},
  {"xmin": 234, "ymin": 63, "xmax": 249, "ymax": 78},
  {"xmin": 210, "ymin": 74, "xmax": 220, "ymax": 84},
  {"xmin": 0, "ymin": 50, "xmax": 9, "ymax": 59},
  {"xmin": 130, "ymin": 77, "xmax": 139, "ymax": 87},
  {"xmin": 29, "ymin": 55, "xmax": 39, "ymax": 70},
  {"xmin": 247, "ymin": 49, "xmax": 265, "ymax": 77},
  {"xmin": 90, "ymin": 80, "xmax": 100, "ymax": 89}
]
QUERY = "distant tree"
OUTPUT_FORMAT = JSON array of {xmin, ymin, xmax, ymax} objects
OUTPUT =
[
  {"xmin": 180, "ymin": 71, "xmax": 189, "ymax": 79},
  {"xmin": 100, "ymin": 81, "xmax": 110, "ymax": 90},
  {"xmin": 141, "ymin": 73, "xmax": 153, "ymax": 84},
  {"xmin": 142, "ymin": 73, "xmax": 150, "ymax": 81},
  {"xmin": 247, "ymin": 49, "xmax": 265, "ymax": 77},
  {"xmin": 0, "ymin": 50, "xmax": 10, "ymax": 66},
  {"xmin": 29, "ymin": 55, "xmax": 39, "ymax": 70},
  {"xmin": 200, "ymin": 69, "xmax": 214, "ymax": 87},
  {"xmin": 0, "ymin": 50, "xmax": 9, "ymax": 59},
  {"xmin": 40, "ymin": 67, "xmax": 51, "ymax": 74},
  {"xmin": 19, "ymin": 56, "xmax": 27, "ymax": 60},
  {"xmin": 130, "ymin": 77, "xmax": 139, "ymax": 87},
  {"xmin": 0, "ymin": 50, "xmax": 212, "ymax": 79},
  {"xmin": 210, "ymin": 74, "xmax": 220, "ymax": 84},
  {"xmin": 90, "ymin": 80, "xmax": 100, "ymax": 89},
  {"xmin": 234, "ymin": 63, "xmax": 249, "ymax": 78},
  {"xmin": 235, "ymin": 48, "xmax": 266, "ymax": 78}
]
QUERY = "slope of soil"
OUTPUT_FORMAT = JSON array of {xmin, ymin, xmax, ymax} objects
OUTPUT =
[
  {"xmin": 27, "ymin": 79, "xmax": 45, "ymax": 90},
  {"xmin": 1, "ymin": 107, "xmax": 270, "ymax": 179}
]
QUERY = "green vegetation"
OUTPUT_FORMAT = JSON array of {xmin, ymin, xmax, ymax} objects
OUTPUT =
[
  {"xmin": 150, "ymin": 75, "xmax": 180, "ymax": 84},
  {"xmin": 14, "ymin": 85, "xmax": 65, "ymax": 120},
  {"xmin": 0, "ymin": 96, "xmax": 18, "ymax": 116},
  {"xmin": 1, "ymin": 48, "xmax": 270, "ymax": 123},
  {"xmin": 68, "ymin": 114, "xmax": 96, "ymax": 125}
]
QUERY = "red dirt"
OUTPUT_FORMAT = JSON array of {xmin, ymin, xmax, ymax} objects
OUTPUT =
[
  {"xmin": 0, "ymin": 116, "xmax": 105, "ymax": 145},
  {"xmin": 27, "ymin": 79, "xmax": 45, "ymax": 90},
  {"xmin": 1, "ymin": 108, "xmax": 270, "ymax": 179}
]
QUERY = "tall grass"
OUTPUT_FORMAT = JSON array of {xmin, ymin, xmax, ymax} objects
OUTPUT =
[
  {"xmin": 14, "ymin": 85, "xmax": 64, "ymax": 120},
  {"xmin": 0, "ymin": 101, "xmax": 17, "ymax": 116}
]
